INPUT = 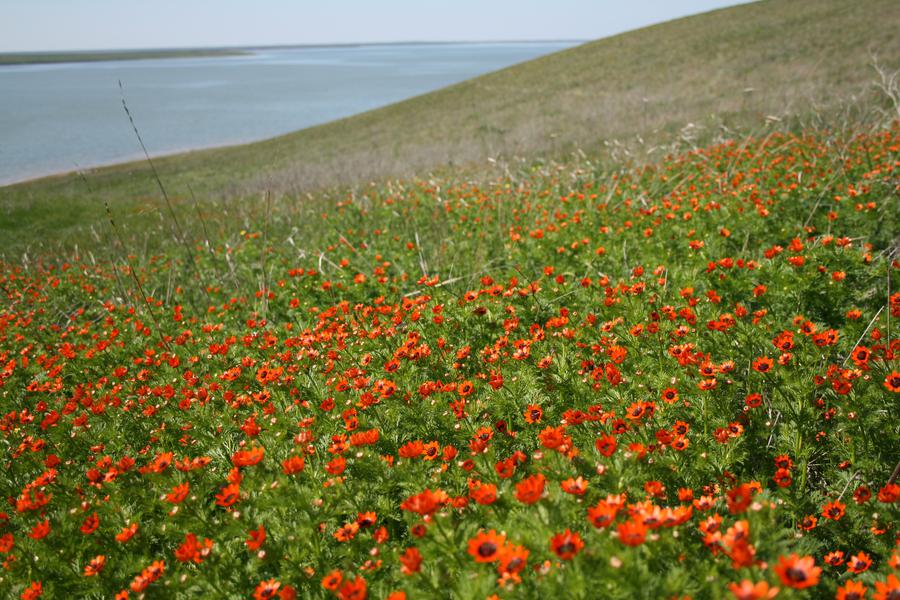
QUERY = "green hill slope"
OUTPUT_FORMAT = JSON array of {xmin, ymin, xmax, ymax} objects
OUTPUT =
[{"xmin": 2, "ymin": 0, "xmax": 898, "ymax": 251}]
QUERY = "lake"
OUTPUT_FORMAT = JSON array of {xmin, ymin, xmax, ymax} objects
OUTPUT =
[{"xmin": 0, "ymin": 42, "xmax": 579, "ymax": 185}]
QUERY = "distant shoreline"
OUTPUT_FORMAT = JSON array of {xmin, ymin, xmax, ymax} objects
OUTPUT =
[
  {"xmin": 0, "ymin": 48, "xmax": 251, "ymax": 66},
  {"xmin": 0, "ymin": 40, "xmax": 584, "ymax": 66}
]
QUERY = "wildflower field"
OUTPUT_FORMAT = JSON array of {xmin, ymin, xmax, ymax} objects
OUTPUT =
[{"xmin": 1, "ymin": 128, "xmax": 898, "ymax": 599}]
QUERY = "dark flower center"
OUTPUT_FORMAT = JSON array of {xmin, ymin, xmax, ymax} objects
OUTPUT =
[{"xmin": 557, "ymin": 542, "xmax": 575, "ymax": 555}]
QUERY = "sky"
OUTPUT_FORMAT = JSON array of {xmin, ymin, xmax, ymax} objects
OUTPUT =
[{"xmin": 0, "ymin": 0, "xmax": 756, "ymax": 53}]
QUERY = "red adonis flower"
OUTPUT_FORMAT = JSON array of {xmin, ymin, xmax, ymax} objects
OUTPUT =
[
  {"xmin": 20, "ymin": 581, "xmax": 42, "ymax": 600},
  {"xmin": 83, "ymin": 555, "xmax": 106, "ymax": 576},
  {"xmin": 165, "ymin": 482, "xmax": 190, "ymax": 504},
  {"xmin": 337, "ymin": 576, "xmax": 367, "ymax": 600},
  {"xmin": 281, "ymin": 455, "xmax": 305, "ymax": 475},
  {"xmin": 874, "ymin": 574, "xmax": 900, "ymax": 600},
  {"xmin": 524, "ymin": 405, "xmax": 543, "ymax": 424},
  {"xmin": 498, "ymin": 544, "xmax": 529, "ymax": 580},
  {"xmin": 752, "ymin": 356, "xmax": 774, "ymax": 373},
  {"xmin": 232, "ymin": 446, "xmax": 264, "ymax": 468},
  {"xmin": 726, "ymin": 483, "xmax": 755, "ymax": 514},
  {"xmin": 246, "ymin": 525, "xmax": 266, "ymax": 551},
  {"xmin": 399, "ymin": 547, "xmax": 422, "ymax": 575},
  {"xmin": 254, "ymin": 579, "xmax": 295, "ymax": 600},
  {"xmin": 468, "ymin": 530, "xmax": 506, "ymax": 563},
  {"xmin": 560, "ymin": 476, "xmax": 589, "ymax": 496},
  {"xmin": 28, "ymin": 519, "xmax": 50, "ymax": 540},
  {"xmin": 321, "ymin": 570, "xmax": 343, "ymax": 591},
  {"xmin": 468, "ymin": 480, "xmax": 497, "ymax": 505},
  {"xmin": 878, "ymin": 483, "xmax": 900, "ymax": 503},
  {"xmin": 174, "ymin": 533, "xmax": 213, "ymax": 564},
  {"xmin": 215, "ymin": 482, "xmax": 241, "ymax": 507},
  {"xmin": 846, "ymin": 551, "xmax": 872, "ymax": 574},
  {"xmin": 821, "ymin": 499, "xmax": 846, "ymax": 521},
  {"xmin": 550, "ymin": 529, "xmax": 584, "ymax": 560},
  {"xmin": 80, "ymin": 512, "xmax": 99, "ymax": 535},
  {"xmin": 774, "ymin": 554, "xmax": 821, "ymax": 589},
  {"xmin": 727, "ymin": 580, "xmax": 779, "ymax": 600},
  {"xmin": 587, "ymin": 500, "xmax": 619, "ymax": 529},
  {"xmin": 617, "ymin": 519, "xmax": 648, "ymax": 546},
  {"xmin": 836, "ymin": 580, "xmax": 867, "ymax": 600},
  {"xmin": 515, "ymin": 473, "xmax": 545, "ymax": 504},
  {"xmin": 884, "ymin": 371, "xmax": 900, "ymax": 393},
  {"xmin": 400, "ymin": 489, "xmax": 444, "ymax": 516},
  {"xmin": 116, "ymin": 523, "xmax": 138, "ymax": 543},
  {"xmin": 595, "ymin": 433, "xmax": 617, "ymax": 457}
]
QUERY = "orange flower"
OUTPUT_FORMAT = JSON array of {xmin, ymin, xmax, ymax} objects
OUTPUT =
[
  {"xmin": 885, "ymin": 371, "xmax": 900, "ymax": 393},
  {"xmin": 846, "ymin": 551, "xmax": 872, "ymax": 574},
  {"xmin": 498, "ymin": 544, "xmax": 529, "ymax": 577},
  {"xmin": 549, "ymin": 529, "xmax": 584, "ymax": 560},
  {"xmin": 321, "ymin": 570, "xmax": 343, "ymax": 591},
  {"xmin": 281, "ymin": 454, "xmax": 305, "ymax": 475},
  {"xmin": 246, "ymin": 525, "xmax": 266, "ymax": 551},
  {"xmin": 821, "ymin": 500, "xmax": 845, "ymax": 521},
  {"xmin": 215, "ymin": 482, "xmax": 240, "ymax": 507},
  {"xmin": 165, "ymin": 482, "xmax": 189, "ymax": 504},
  {"xmin": 727, "ymin": 580, "xmax": 779, "ymax": 600},
  {"xmin": 586, "ymin": 501, "xmax": 618, "ymax": 529},
  {"xmin": 116, "ymin": 522, "xmax": 138, "ymax": 543},
  {"xmin": 232, "ymin": 446, "xmax": 264, "ymax": 468},
  {"xmin": 560, "ymin": 476, "xmax": 588, "ymax": 496},
  {"xmin": 874, "ymin": 574, "xmax": 900, "ymax": 600},
  {"xmin": 752, "ymin": 357, "xmax": 774, "ymax": 373},
  {"xmin": 515, "ymin": 473, "xmax": 545, "ymax": 504},
  {"xmin": 399, "ymin": 547, "xmax": 422, "ymax": 575},
  {"xmin": 773, "ymin": 554, "xmax": 820, "ymax": 589},
  {"xmin": 836, "ymin": 580, "xmax": 867, "ymax": 600},
  {"xmin": 617, "ymin": 519, "xmax": 647, "ymax": 546},
  {"xmin": 337, "ymin": 576, "xmax": 367, "ymax": 600},
  {"xmin": 468, "ymin": 530, "xmax": 506, "ymax": 563},
  {"xmin": 83, "ymin": 555, "xmax": 105, "ymax": 576}
]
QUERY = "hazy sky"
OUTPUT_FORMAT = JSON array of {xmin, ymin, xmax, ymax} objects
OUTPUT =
[{"xmin": 1, "ymin": 0, "xmax": 756, "ymax": 53}]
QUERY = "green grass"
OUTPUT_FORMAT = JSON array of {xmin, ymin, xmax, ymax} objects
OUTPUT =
[
  {"xmin": 0, "ymin": 48, "xmax": 249, "ymax": 65},
  {"xmin": 1, "ymin": 0, "xmax": 899, "ymax": 254}
]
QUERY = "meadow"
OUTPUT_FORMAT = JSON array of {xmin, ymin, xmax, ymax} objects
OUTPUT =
[
  {"xmin": 1, "ymin": 0, "xmax": 900, "ymax": 599},
  {"xmin": 1, "ymin": 124, "xmax": 898, "ymax": 598}
]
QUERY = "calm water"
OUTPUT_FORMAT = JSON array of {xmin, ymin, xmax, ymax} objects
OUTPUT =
[{"xmin": 0, "ymin": 42, "xmax": 578, "ymax": 185}]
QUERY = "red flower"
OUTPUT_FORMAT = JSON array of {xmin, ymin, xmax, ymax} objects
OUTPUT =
[
  {"xmin": 467, "ymin": 530, "xmax": 506, "ymax": 563},
  {"xmin": 874, "ymin": 574, "xmax": 900, "ymax": 600},
  {"xmin": 885, "ymin": 371, "xmax": 900, "ymax": 393},
  {"xmin": 727, "ymin": 580, "xmax": 779, "ymax": 600},
  {"xmin": 617, "ymin": 520, "xmax": 647, "ymax": 546},
  {"xmin": 215, "ymin": 482, "xmax": 241, "ymax": 507},
  {"xmin": 752, "ymin": 357, "xmax": 774, "ymax": 373},
  {"xmin": 337, "ymin": 576, "xmax": 367, "ymax": 600},
  {"xmin": 246, "ymin": 525, "xmax": 266, "ymax": 551},
  {"xmin": 550, "ymin": 529, "xmax": 584, "ymax": 560},
  {"xmin": 774, "ymin": 554, "xmax": 820, "ymax": 589},
  {"xmin": 821, "ymin": 500, "xmax": 845, "ymax": 521},
  {"xmin": 846, "ymin": 551, "xmax": 872, "ymax": 574},
  {"xmin": 560, "ymin": 476, "xmax": 588, "ymax": 496},
  {"xmin": 515, "ymin": 473, "xmax": 545, "ymax": 505},
  {"xmin": 399, "ymin": 547, "xmax": 422, "ymax": 575},
  {"xmin": 83, "ymin": 555, "xmax": 105, "ymax": 576},
  {"xmin": 80, "ymin": 512, "xmax": 99, "ymax": 535},
  {"xmin": 165, "ymin": 482, "xmax": 189, "ymax": 504},
  {"xmin": 586, "ymin": 501, "xmax": 618, "ymax": 529},
  {"xmin": 836, "ymin": 580, "xmax": 867, "ymax": 600}
]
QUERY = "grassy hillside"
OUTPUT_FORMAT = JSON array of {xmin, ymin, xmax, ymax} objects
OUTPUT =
[{"xmin": 2, "ymin": 0, "xmax": 899, "ymax": 252}]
